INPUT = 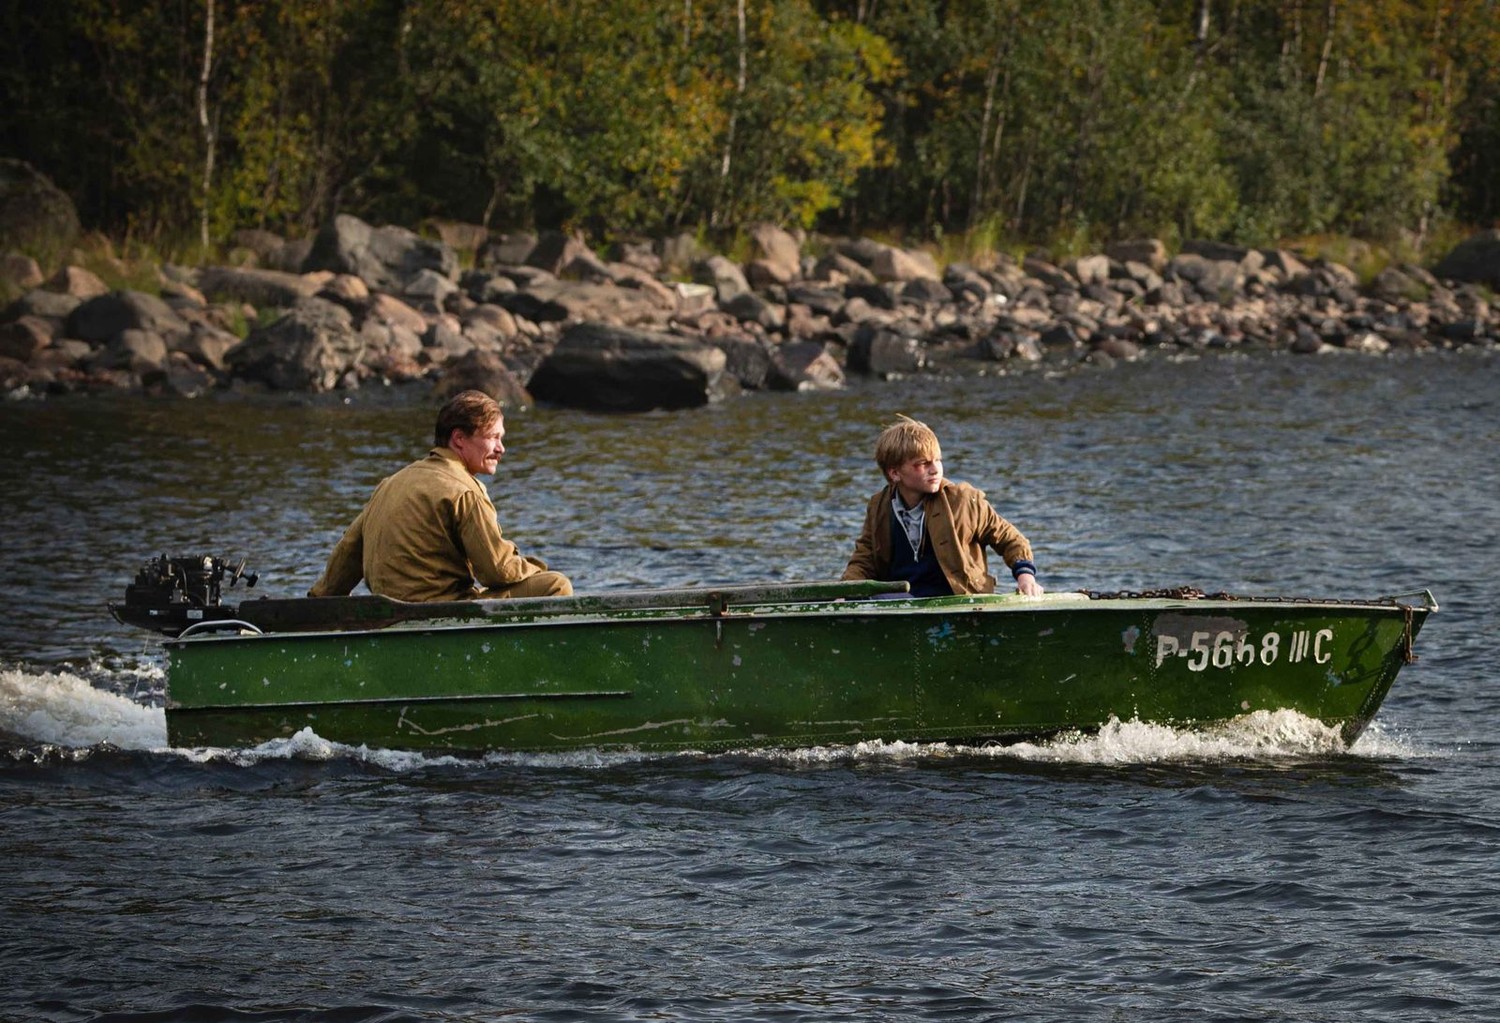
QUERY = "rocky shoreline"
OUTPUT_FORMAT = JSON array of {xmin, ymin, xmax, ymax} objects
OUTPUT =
[{"xmin": 3, "ymin": 217, "xmax": 1498, "ymax": 410}]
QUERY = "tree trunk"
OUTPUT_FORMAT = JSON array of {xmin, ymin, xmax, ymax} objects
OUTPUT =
[
  {"xmin": 197, "ymin": 0, "xmax": 216, "ymax": 252},
  {"xmin": 713, "ymin": 0, "xmax": 747, "ymax": 226},
  {"xmin": 1313, "ymin": 0, "xmax": 1335, "ymax": 98}
]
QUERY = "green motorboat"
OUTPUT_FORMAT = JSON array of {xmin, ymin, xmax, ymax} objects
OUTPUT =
[{"xmin": 111, "ymin": 555, "xmax": 1436, "ymax": 753}]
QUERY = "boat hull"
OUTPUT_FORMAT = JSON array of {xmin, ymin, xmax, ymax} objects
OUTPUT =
[{"xmin": 163, "ymin": 592, "xmax": 1431, "ymax": 752}]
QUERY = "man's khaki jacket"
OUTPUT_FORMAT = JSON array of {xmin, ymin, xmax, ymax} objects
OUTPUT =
[
  {"xmin": 309, "ymin": 447, "xmax": 543, "ymax": 602},
  {"xmin": 841, "ymin": 479, "xmax": 1033, "ymax": 594}
]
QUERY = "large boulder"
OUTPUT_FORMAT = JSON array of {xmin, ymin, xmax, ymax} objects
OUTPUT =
[
  {"xmin": 477, "ymin": 231, "xmax": 538, "ymax": 268},
  {"xmin": 693, "ymin": 255, "xmax": 750, "ymax": 302},
  {"xmin": 494, "ymin": 279, "xmax": 671, "ymax": 327},
  {"xmin": 811, "ymin": 250, "xmax": 877, "ymax": 286},
  {"xmin": 433, "ymin": 349, "xmax": 532, "ymax": 409},
  {"xmin": 1433, "ymin": 230, "xmax": 1500, "ymax": 288},
  {"xmin": 1169, "ymin": 253, "xmax": 1241, "ymax": 300},
  {"xmin": 225, "ymin": 297, "xmax": 364, "ymax": 392},
  {"xmin": 0, "ymin": 160, "xmax": 80, "ymax": 262},
  {"xmin": 199, "ymin": 266, "xmax": 319, "ymax": 308},
  {"xmin": 720, "ymin": 290, "xmax": 785, "ymax": 330},
  {"xmin": 872, "ymin": 245, "xmax": 941, "ymax": 283},
  {"xmin": 1, "ymin": 253, "xmax": 43, "ymax": 290},
  {"xmin": 708, "ymin": 334, "xmax": 774, "ymax": 390},
  {"xmin": 527, "ymin": 231, "xmax": 594, "ymax": 275},
  {"xmin": 848, "ymin": 326, "xmax": 926, "ymax": 378},
  {"xmin": 45, "ymin": 265, "xmax": 109, "ymax": 300},
  {"xmin": 745, "ymin": 223, "xmax": 801, "ymax": 288},
  {"xmin": 302, "ymin": 214, "xmax": 457, "ymax": 293},
  {"xmin": 5, "ymin": 288, "xmax": 81, "ymax": 324},
  {"xmin": 528, "ymin": 321, "xmax": 735, "ymax": 412},
  {"xmin": 94, "ymin": 328, "xmax": 169, "ymax": 375},
  {"xmin": 768, "ymin": 340, "xmax": 845, "ymax": 391},
  {"xmin": 66, "ymin": 290, "xmax": 191, "ymax": 347},
  {"xmin": 178, "ymin": 321, "xmax": 240, "ymax": 372},
  {"xmin": 0, "ymin": 315, "xmax": 54, "ymax": 361},
  {"xmin": 229, "ymin": 228, "xmax": 289, "ymax": 266},
  {"xmin": 1104, "ymin": 238, "xmax": 1167, "ymax": 271}
]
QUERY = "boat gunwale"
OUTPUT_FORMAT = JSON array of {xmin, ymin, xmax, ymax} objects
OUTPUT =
[{"xmin": 163, "ymin": 590, "xmax": 1434, "ymax": 648}]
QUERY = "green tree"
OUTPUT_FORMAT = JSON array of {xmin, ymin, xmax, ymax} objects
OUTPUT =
[{"xmin": 698, "ymin": 1, "xmax": 897, "ymax": 228}]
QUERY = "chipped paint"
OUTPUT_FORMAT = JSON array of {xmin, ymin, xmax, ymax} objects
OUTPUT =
[
  {"xmin": 397, "ymin": 708, "xmax": 542, "ymax": 736},
  {"xmin": 550, "ymin": 718, "xmax": 715, "ymax": 740}
]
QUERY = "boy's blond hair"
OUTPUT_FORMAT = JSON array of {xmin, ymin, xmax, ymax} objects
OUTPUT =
[{"xmin": 874, "ymin": 414, "xmax": 942, "ymax": 473}]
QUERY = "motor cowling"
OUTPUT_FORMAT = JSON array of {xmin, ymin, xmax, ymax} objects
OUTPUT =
[{"xmin": 110, "ymin": 554, "xmax": 258, "ymax": 637}]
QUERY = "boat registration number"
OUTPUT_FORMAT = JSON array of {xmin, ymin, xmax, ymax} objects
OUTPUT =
[{"xmin": 1156, "ymin": 628, "xmax": 1334, "ymax": 671}]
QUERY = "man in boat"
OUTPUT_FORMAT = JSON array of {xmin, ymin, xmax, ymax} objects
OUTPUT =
[
  {"xmin": 308, "ymin": 389, "xmax": 572, "ymax": 602},
  {"xmin": 842, "ymin": 415, "xmax": 1043, "ymax": 598}
]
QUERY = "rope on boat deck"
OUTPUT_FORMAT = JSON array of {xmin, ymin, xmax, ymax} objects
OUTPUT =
[
  {"xmin": 1084, "ymin": 586, "xmax": 1229, "ymax": 601},
  {"xmin": 1084, "ymin": 587, "xmax": 1415, "ymax": 607}
]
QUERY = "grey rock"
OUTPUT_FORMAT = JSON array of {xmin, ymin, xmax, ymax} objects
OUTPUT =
[
  {"xmin": 161, "ymin": 352, "xmax": 217, "ymax": 397},
  {"xmin": 768, "ymin": 341, "xmax": 844, "ymax": 391},
  {"xmin": 527, "ymin": 231, "xmax": 593, "ymax": 275},
  {"xmin": 709, "ymin": 334, "xmax": 775, "ymax": 390},
  {"xmin": 0, "ymin": 316, "xmax": 54, "ymax": 361},
  {"xmin": 199, "ymin": 266, "xmax": 319, "ymax": 308},
  {"xmin": 226, "ymin": 297, "xmax": 364, "ymax": 392},
  {"xmin": 96, "ymin": 328, "xmax": 169, "ymax": 374},
  {"xmin": 848, "ymin": 327, "xmax": 925, "ymax": 378},
  {"xmin": 528, "ymin": 321, "xmax": 734, "ymax": 412},
  {"xmin": 303, "ymin": 214, "xmax": 458, "ymax": 293},
  {"xmin": 872, "ymin": 246, "xmax": 940, "ymax": 283},
  {"xmin": 1104, "ymin": 239, "xmax": 1166, "ymax": 270},
  {"xmin": 177, "ymin": 322, "xmax": 240, "ymax": 372},
  {"xmin": 694, "ymin": 255, "xmax": 750, "ymax": 302},
  {"xmin": 67, "ymin": 290, "xmax": 191, "ymax": 347},
  {"xmin": 720, "ymin": 291, "xmax": 785, "ymax": 330},
  {"xmin": 784, "ymin": 284, "xmax": 845, "ymax": 318},
  {"xmin": 0, "ymin": 159, "xmax": 80, "ymax": 258},
  {"xmin": 812, "ymin": 251, "xmax": 876, "ymax": 285},
  {"xmin": 403, "ymin": 268, "xmax": 459, "ymax": 307},
  {"xmin": 1433, "ymin": 229, "xmax": 1500, "ymax": 287},
  {"xmin": 433, "ymin": 349, "xmax": 533, "ymax": 409},
  {"xmin": 477, "ymin": 232, "xmax": 538, "ymax": 268},
  {"xmin": 496, "ymin": 280, "xmax": 670, "ymax": 326},
  {"xmin": 901, "ymin": 278, "xmax": 954, "ymax": 305}
]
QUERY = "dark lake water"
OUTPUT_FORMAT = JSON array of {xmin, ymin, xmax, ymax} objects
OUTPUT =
[{"xmin": 3, "ymin": 349, "xmax": 1498, "ymax": 1022}]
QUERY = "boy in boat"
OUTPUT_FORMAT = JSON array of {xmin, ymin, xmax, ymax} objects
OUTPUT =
[
  {"xmin": 309, "ymin": 389, "xmax": 571, "ymax": 602},
  {"xmin": 842, "ymin": 415, "xmax": 1042, "ymax": 597}
]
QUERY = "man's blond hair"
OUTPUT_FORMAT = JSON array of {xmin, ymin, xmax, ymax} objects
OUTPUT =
[{"xmin": 874, "ymin": 414, "xmax": 942, "ymax": 473}]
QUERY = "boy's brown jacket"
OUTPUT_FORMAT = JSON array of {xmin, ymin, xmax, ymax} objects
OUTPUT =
[{"xmin": 841, "ymin": 479, "xmax": 1033, "ymax": 594}]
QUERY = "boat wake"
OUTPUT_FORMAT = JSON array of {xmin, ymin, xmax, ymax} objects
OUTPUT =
[
  {"xmin": 772, "ymin": 711, "xmax": 1419, "ymax": 766},
  {"xmin": 2, "ymin": 662, "xmax": 1422, "ymax": 770},
  {"xmin": 1, "ymin": 664, "xmax": 167, "ymax": 751}
]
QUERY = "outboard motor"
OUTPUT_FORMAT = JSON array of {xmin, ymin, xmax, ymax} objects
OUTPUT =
[{"xmin": 110, "ymin": 554, "xmax": 258, "ymax": 636}]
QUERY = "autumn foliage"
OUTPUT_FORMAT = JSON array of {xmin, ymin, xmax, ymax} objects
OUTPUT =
[{"xmin": 3, "ymin": 1, "xmax": 1497, "ymax": 249}]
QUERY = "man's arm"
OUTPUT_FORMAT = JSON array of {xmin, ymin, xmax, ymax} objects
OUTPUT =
[
  {"xmin": 457, "ymin": 489, "xmax": 544, "ymax": 589},
  {"xmin": 308, "ymin": 508, "xmax": 368, "ymax": 597}
]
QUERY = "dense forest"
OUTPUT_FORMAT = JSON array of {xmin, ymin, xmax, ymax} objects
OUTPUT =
[{"xmin": 3, "ymin": 0, "xmax": 1498, "ymax": 254}]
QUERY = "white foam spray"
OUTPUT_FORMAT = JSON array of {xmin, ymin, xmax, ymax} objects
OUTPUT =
[
  {"xmin": 1, "ymin": 665, "xmax": 168, "ymax": 751},
  {"xmin": 768, "ymin": 709, "xmax": 1429, "ymax": 767}
]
